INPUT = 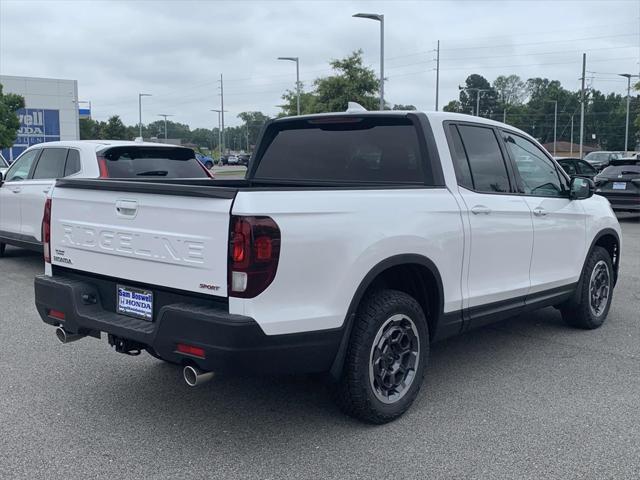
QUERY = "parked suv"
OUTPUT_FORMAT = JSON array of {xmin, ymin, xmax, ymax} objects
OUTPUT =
[
  {"xmin": 34, "ymin": 111, "xmax": 621, "ymax": 423},
  {"xmin": 0, "ymin": 141, "xmax": 211, "ymax": 256},
  {"xmin": 584, "ymin": 151, "xmax": 623, "ymax": 171}
]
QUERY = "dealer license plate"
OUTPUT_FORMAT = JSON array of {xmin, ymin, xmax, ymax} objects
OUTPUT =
[{"xmin": 117, "ymin": 285, "xmax": 153, "ymax": 321}]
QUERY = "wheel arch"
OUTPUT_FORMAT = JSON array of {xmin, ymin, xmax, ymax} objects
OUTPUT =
[
  {"xmin": 329, "ymin": 254, "xmax": 444, "ymax": 380},
  {"xmin": 588, "ymin": 228, "xmax": 620, "ymax": 285}
]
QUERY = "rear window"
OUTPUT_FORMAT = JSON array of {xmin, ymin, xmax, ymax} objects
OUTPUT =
[
  {"xmin": 100, "ymin": 147, "xmax": 207, "ymax": 178},
  {"xmin": 601, "ymin": 165, "xmax": 640, "ymax": 176},
  {"xmin": 253, "ymin": 117, "xmax": 428, "ymax": 184}
]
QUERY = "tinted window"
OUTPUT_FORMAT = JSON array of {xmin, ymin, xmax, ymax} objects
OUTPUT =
[
  {"xmin": 457, "ymin": 125, "xmax": 510, "ymax": 193},
  {"xmin": 102, "ymin": 147, "xmax": 207, "ymax": 178},
  {"xmin": 558, "ymin": 160, "xmax": 577, "ymax": 175},
  {"xmin": 503, "ymin": 132, "xmax": 565, "ymax": 197},
  {"xmin": 254, "ymin": 117, "xmax": 427, "ymax": 184},
  {"xmin": 5, "ymin": 149, "xmax": 40, "ymax": 182},
  {"xmin": 64, "ymin": 149, "xmax": 81, "ymax": 176},
  {"xmin": 33, "ymin": 148, "xmax": 68, "ymax": 179},
  {"xmin": 576, "ymin": 160, "xmax": 596, "ymax": 175},
  {"xmin": 600, "ymin": 165, "xmax": 640, "ymax": 176},
  {"xmin": 447, "ymin": 125, "xmax": 473, "ymax": 190}
]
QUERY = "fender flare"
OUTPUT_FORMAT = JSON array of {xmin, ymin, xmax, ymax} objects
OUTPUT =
[
  {"xmin": 587, "ymin": 228, "xmax": 620, "ymax": 284},
  {"xmin": 329, "ymin": 254, "xmax": 444, "ymax": 380}
]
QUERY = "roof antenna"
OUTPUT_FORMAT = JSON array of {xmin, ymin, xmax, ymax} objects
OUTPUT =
[{"xmin": 346, "ymin": 102, "xmax": 367, "ymax": 113}]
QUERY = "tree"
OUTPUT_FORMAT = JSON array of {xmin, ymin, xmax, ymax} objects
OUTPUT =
[
  {"xmin": 391, "ymin": 104, "xmax": 417, "ymax": 110},
  {"xmin": 459, "ymin": 74, "xmax": 498, "ymax": 117},
  {"xmin": 79, "ymin": 118, "xmax": 102, "ymax": 139},
  {"xmin": 101, "ymin": 115, "xmax": 128, "ymax": 140},
  {"xmin": 237, "ymin": 111, "xmax": 270, "ymax": 149},
  {"xmin": 492, "ymin": 75, "xmax": 526, "ymax": 106},
  {"xmin": 279, "ymin": 50, "xmax": 380, "ymax": 115},
  {"xmin": 443, "ymin": 100, "xmax": 463, "ymax": 113},
  {"xmin": 0, "ymin": 83, "xmax": 25, "ymax": 148}
]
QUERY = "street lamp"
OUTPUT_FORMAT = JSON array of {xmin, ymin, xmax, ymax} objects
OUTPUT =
[
  {"xmin": 619, "ymin": 73, "xmax": 639, "ymax": 152},
  {"xmin": 353, "ymin": 12, "xmax": 384, "ymax": 110},
  {"xmin": 459, "ymin": 86, "xmax": 490, "ymax": 117},
  {"xmin": 278, "ymin": 57, "xmax": 300, "ymax": 116},
  {"xmin": 210, "ymin": 109, "xmax": 226, "ymax": 156},
  {"xmin": 157, "ymin": 114, "xmax": 174, "ymax": 140},
  {"xmin": 544, "ymin": 100, "xmax": 558, "ymax": 157},
  {"xmin": 138, "ymin": 93, "xmax": 152, "ymax": 139}
]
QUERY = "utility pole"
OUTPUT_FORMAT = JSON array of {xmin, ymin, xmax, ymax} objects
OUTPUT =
[
  {"xmin": 219, "ymin": 74, "xmax": 225, "ymax": 154},
  {"xmin": 210, "ymin": 109, "xmax": 225, "ymax": 157},
  {"xmin": 138, "ymin": 93, "xmax": 152, "ymax": 138},
  {"xmin": 459, "ymin": 86, "xmax": 490, "ymax": 117},
  {"xmin": 579, "ymin": 53, "xmax": 586, "ymax": 159},
  {"xmin": 503, "ymin": 108, "xmax": 507, "ymax": 123},
  {"xmin": 619, "ymin": 73, "xmax": 639, "ymax": 152},
  {"xmin": 545, "ymin": 100, "xmax": 558, "ymax": 156},
  {"xmin": 157, "ymin": 114, "xmax": 174, "ymax": 140},
  {"xmin": 434, "ymin": 40, "xmax": 440, "ymax": 111}
]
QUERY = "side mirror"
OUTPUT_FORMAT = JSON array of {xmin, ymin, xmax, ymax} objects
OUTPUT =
[{"xmin": 569, "ymin": 176, "xmax": 594, "ymax": 200}]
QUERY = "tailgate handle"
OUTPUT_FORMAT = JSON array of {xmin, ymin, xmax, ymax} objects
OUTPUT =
[{"xmin": 115, "ymin": 200, "xmax": 138, "ymax": 217}]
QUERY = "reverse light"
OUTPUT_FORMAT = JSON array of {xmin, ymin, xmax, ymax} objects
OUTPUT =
[
  {"xmin": 228, "ymin": 216, "xmax": 280, "ymax": 298},
  {"xmin": 42, "ymin": 198, "xmax": 52, "ymax": 263},
  {"xmin": 176, "ymin": 343, "xmax": 206, "ymax": 359},
  {"xmin": 97, "ymin": 155, "xmax": 109, "ymax": 178}
]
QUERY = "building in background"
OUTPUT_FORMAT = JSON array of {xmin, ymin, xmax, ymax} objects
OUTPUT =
[{"xmin": 0, "ymin": 75, "xmax": 80, "ymax": 162}]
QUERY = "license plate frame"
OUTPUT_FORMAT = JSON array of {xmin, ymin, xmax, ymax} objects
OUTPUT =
[
  {"xmin": 612, "ymin": 182, "xmax": 627, "ymax": 190},
  {"xmin": 116, "ymin": 285, "xmax": 153, "ymax": 321}
]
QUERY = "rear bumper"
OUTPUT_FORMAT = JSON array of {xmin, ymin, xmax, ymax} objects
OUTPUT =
[{"xmin": 34, "ymin": 273, "xmax": 341, "ymax": 375}]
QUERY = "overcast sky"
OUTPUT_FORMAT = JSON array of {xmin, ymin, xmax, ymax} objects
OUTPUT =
[{"xmin": 1, "ymin": 0, "xmax": 638, "ymax": 128}]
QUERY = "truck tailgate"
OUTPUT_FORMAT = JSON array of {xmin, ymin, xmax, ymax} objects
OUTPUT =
[{"xmin": 49, "ymin": 181, "xmax": 233, "ymax": 297}]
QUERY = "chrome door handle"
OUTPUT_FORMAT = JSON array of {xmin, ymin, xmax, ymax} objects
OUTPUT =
[
  {"xmin": 471, "ymin": 205, "xmax": 492, "ymax": 215},
  {"xmin": 10, "ymin": 187, "xmax": 21, "ymax": 193},
  {"xmin": 42, "ymin": 188, "xmax": 51, "ymax": 194},
  {"xmin": 533, "ymin": 207, "xmax": 548, "ymax": 217}
]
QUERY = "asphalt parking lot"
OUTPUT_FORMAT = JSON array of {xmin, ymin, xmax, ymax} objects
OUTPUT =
[{"xmin": 1, "ymin": 215, "xmax": 638, "ymax": 479}]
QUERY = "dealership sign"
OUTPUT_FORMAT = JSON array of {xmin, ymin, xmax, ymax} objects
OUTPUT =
[{"xmin": 2, "ymin": 108, "xmax": 61, "ymax": 162}]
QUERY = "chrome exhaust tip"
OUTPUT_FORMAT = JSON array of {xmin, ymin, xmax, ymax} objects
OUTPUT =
[
  {"xmin": 55, "ymin": 326, "xmax": 85, "ymax": 344},
  {"xmin": 183, "ymin": 365, "xmax": 214, "ymax": 387}
]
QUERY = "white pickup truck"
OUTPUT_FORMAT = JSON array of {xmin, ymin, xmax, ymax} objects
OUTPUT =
[{"xmin": 34, "ymin": 111, "xmax": 621, "ymax": 423}]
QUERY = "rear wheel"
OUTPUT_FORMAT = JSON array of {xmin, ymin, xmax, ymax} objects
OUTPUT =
[
  {"xmin": 561, "ymin": 246, "xmax": 614, "ymax": 329},
  {"xmin": 335, "ymin": 289, "xmax": 429, "ymax": 424}
]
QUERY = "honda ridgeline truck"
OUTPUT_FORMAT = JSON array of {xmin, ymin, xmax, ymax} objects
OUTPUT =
[{"xmin": 34, "ymin": 110, "xmax": 621, "ymax": 423}]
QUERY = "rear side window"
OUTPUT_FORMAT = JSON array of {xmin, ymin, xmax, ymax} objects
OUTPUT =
[
  {"xmin": 32, "ymin": 148, "xmax": 68, "ymax": 179},
  {"xmin": 447, "ymin": 125, "xmax": 474, "ymax": 190},
  {"xmin": 254, "ymin": 117, "xmax": 428, "ymax": 184},
  {"xmin": 100, "ymin": 147, "xmax": 207, "ymax": 178},
  {"xmin": 64, "ymin": 150, "xmax": 81, "ymax": 177},
  {"xmin": 457, "ymin": 125, "xmax": 510, "ymax": 193}
]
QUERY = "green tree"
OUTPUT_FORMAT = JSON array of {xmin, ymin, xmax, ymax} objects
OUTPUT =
[
  {"xmin": 492, "ymin": 75, "xmax": 526, "ymax": 106},
  {"xmin": 0, "ymin": 83, "xmax": 25, "ymax": 148},
  {"xmin": 280, "ymin": 50, "xmax": 380, "ymax": 115},
  {"xmin": 458, "ymin": 74, "xmax": 498, "ymax": 117},
  {"xmin": 237, "ymin": 111, "xmax": 270, "ymax": 150},
  {"xmin": 443, "ymin": 100, "xmax": 463, "ymax": 113},
  {"xmin": 391, "ymin": 104, "xmax": 417, "ymax": 110},
  {"xmin": 101, "ymin": 115, "xmax": 128, "ymax": 140},
  {"xmin": 79, "ymin": 118, "xmax": 102, "ymax": 139}
]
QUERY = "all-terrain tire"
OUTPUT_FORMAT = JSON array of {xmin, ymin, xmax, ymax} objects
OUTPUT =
[{"xmin": 335, "ymin": 289, "xmax": 429, "ymax": 424}]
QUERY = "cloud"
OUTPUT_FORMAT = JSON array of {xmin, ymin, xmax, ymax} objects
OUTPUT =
[{"xmin": 1, "ymin": 0, "xmax": 637, "ymax": 128}]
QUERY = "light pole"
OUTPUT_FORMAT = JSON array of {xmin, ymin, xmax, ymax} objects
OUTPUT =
[
  {"xmin": 210, "ymin": 109, "xmax": 226, "ymax": 156},
  {"xmin": 138, "ymin": 93, "xmax": 152, "ymax": 138},
  {"xmin": 545, "ymin": 100, "xmax": 558, "ymax": 157},
  {"xmin": 459, "ymin": 86, "xmax": 490, "ymax": 117},
  {"xmin": 619, "ymin": 73, "xmax": 639, "ymax": 152},
  {"xmin": 278, "ymin": 57, "xmax": 300, "ymax": 115},
  {"xmin": 157, "ymin": 114, "xmax": 174, "ymax": 140},
  {"xmin": 353, "ymin": 12, "xmax": 384, "ymax": 110}
]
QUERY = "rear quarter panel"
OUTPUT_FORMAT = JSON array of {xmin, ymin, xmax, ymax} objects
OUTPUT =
[{"xmin": 231, "ymin": 188, "xmax": 464, "ymax": 335}]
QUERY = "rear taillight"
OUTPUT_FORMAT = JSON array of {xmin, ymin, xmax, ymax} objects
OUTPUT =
[
  {"xmin": 197, "ymin": 160, "xmax": 215, "ymax": 178},
  {"xmin": 97, "ymin": 155, "xmax": 109, "ymax": 178},
  {"xmin": 228, "ymin": 216, "xmax": 280, "ymax": 298},
  {"xmin": 42, "ymin": 198, "xmax": 52, "ymax": 263}
]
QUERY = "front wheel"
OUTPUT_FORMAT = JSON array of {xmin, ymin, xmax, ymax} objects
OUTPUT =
[
  {"xmin": 335, "ymin": 289, "xmax": 429, "ymax": 424},
  {"xmin": 561, "ymin": 246, "xmax": 614, "ymax": 329}
]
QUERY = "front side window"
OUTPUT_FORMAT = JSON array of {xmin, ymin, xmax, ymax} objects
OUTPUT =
[
  {"xmin": 4, "ymin": 149, "xmax": 40, "ymax": 182},
  {"xmin": 32, "ymin": 148, "xmax": 68, "ymax": 179},
  {"xmin": 502, "ymin": 132, "xmax": 566, "ymax": 197},
  {"xmin": 576, "ymin": 160, "xmax": 596, "ymax": 175},
  {"xmin": 457, "ymin": 125, "xmax": 510, "ymax": 193}
]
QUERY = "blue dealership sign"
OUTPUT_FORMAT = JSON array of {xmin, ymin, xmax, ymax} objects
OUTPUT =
[{"xmin": 1, "ymin": 108, "xmax": 61, "ymax": 162}]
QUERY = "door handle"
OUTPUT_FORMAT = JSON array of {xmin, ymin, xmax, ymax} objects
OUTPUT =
[
  {"xmin": 42, "ymin": 188, "xmax": 51, "ymax": 194},
  {"xmin": 10, "ymin": 187, "xmax": 21, "ymax": 194},
  {"xmin": 471, "ymin": 205, "xmax": 492, "ymax": 215},
  {"xmin": 533, "ymin": 207, "xmax": 548, "ymax": 217}
]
